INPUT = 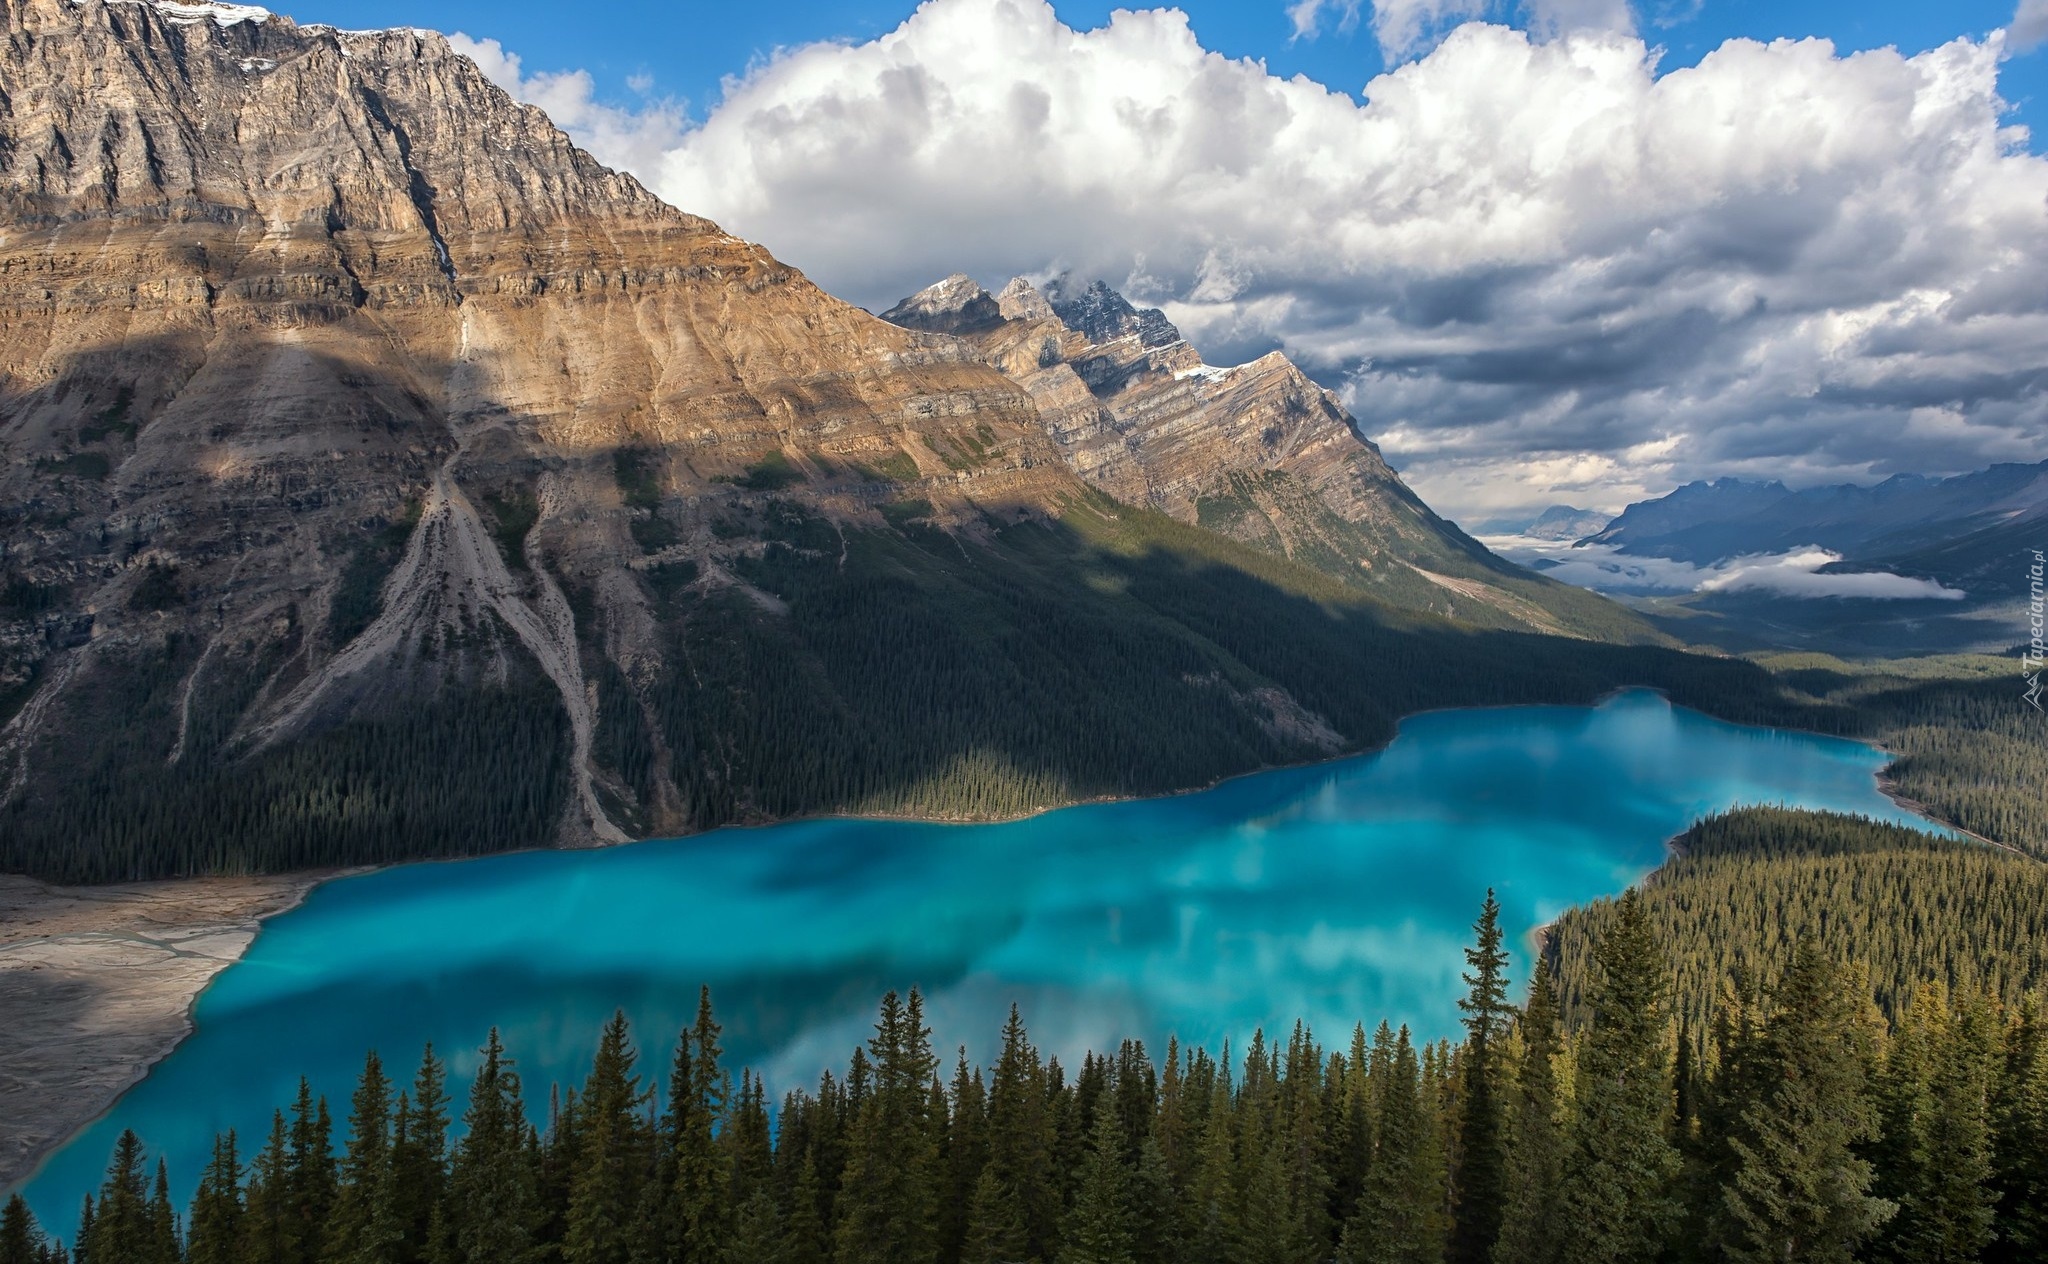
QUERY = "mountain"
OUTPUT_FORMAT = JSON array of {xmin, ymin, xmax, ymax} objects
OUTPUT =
[
  {"xmin": 1471, "ymin": 505, "xmax": 1612, "ymax": 540},
  {"xmin": 1584, "ymin": 466, "xmax": 2048, "ymax": 595},
  {"xmin": 1523, "ymin": 505, "xmax": 1613, "ymax": 541},
  {"xmin": 0, "ymin": 0, "xmax": 1747, "ymax": 883},
  {"xmin": 881, "ymin": 274, "xmax": 1648, "ymax": 641}
]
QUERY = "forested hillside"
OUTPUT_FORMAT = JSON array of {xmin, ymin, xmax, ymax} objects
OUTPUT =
[
  {"xmin": 10, "ymin": 886, "xmax": 2046, "ymax": 1264},
  {"xmin": 1548, "ymin": 807, "xmax": 2048, "ymax": 1044},
  {"xmin": 0, "ymin": 495, "xmax": 1780, "ymax": 883}
]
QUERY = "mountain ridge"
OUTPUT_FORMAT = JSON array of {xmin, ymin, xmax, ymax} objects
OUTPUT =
[{"xmin": 881, "ymin": 272, "xmax": 1654, "ymax": 642}]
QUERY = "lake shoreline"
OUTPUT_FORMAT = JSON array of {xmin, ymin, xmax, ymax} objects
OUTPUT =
[
  {"xmin": 0, "ymin": 872, "xmax": 334, "ymax": 1195},
  {"xmin": 0, "ymin": 687, "xmax": 1971, "ymax": 1209}
]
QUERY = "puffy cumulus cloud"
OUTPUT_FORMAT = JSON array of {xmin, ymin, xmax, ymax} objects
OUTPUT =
[
  {"xmin": 1487, "ymin": 540, "xmax": 1970, "ymax": 600},
  {"xmin": 486, "ymin": 0, "xmax": 2048, "ymax": 519},
  {"xmin": 449, "ymin": 33, "xmax": 689, "ymax": 182}
]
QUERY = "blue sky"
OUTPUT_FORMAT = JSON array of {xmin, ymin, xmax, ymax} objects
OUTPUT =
[{"xmin": 305, "ymin": 0, "xmax": 2046, "ymax": 144}]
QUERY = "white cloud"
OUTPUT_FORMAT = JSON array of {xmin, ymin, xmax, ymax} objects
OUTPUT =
[
  {"xmin": 1523, "ymin": 0, "xmax": 1635, "ymax": 40},
  {"xmin": 2015, "ymin": 0, "xmax": 2048, "ymax": 52},
  {"xmin": 448, "ymin": 33, "xmax": 689, "ymax": 182},
  {"xmin": 1287, "ymin": 0, "xmax": 1362, "ymax": 41},
  {"xmin": 1367, "ymin": 0, "xmax": 1488, "ymax": 57},
  {"xmin": 1485, "ymin": 539, "xmax": 1969, "ymax": 600},
  {"xmin": 469, "ymin": 0, "xmax": 2048, "ymax": 520}
]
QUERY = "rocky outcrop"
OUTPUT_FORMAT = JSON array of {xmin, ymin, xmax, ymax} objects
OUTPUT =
[{"xmin": 882, "ymin": 274, "xmax": 1647, "ymax": 638}]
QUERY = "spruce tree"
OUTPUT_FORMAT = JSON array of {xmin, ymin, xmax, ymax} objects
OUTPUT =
[
  {"xmin": 1, "ymin": 1196, "xmax": 48, "ymax": 1264},
  {"xmin": 781, "ymin": 1151, "xmax": 830, "ymax": 1264},
  {"xmin": 564, "ymin": 1011, "xmax": 652, "ymax": 1264},
  {"xmin": 390, "ymin": 1045, "xmax": 451, "ymax": 1264},
  {"xmin": 187, "ymin": 1132, "xmax": 246, "ymax": 1264},
  {"xmin": 1491, "ymin": 969, "xmax": 1564, "ymax": 1264},
  {"xmin": 834, "ymin": 990, "xmax": 940, "ymax": 1264},
  {"xmin": 1890, "ymin": 993, "xmax": 2000, "ymax": 1264},
  {"xmin": 1715, "ymin": 940, "xmax": 1892, "ymax": 1263},
  {"xmin": 145, "ymin": 1159, "xmax": 180, "ymax": 1264},
  {"xmin": 287, "ymin": 1082, "xmax": 338, "ymax": 1264},
  {"xmin": 329, "ymin": 1050, "xmax": 404, "ymax": 1264},
  {"xmin": 939, "ymin": 1051, "xmax": 989, "ymax": 1264},
  {"xmin": 1555, "ymin": 888, "xmax": 1680, "ymax": 1264},
  {"xmin": 657, "ymin": 988, "xmax": 728, "ymax": 1264},
  {"xmin": 1338, "ymin": 1026, "xmax": 1443, "ymax": 1264},
  {"xmin": 448, "ymin": 1028, "xmax": 538, "ymax": 1264},
  {"xmin": 1990, "ymin": 994, "xmax": 2048, "ymax": 1262},
  {"xmin": 1057, "ymin": 1109, "xmax": 1135, "ymax": 1264},
  {"xmin": 1450, "ymin": 891, "xmax": 1511, "ymax": 1264},
  {"xmin": 246, "ymin": 1111, "xmax": 300, "ymax": 1264},
  {"xmin": 972, "ymin": 1005, "xmax": 1056, "ymax": 1261},
  {"xmin": 82, "ymin": 1130, "xmax": 151, "ymax": 1264}
]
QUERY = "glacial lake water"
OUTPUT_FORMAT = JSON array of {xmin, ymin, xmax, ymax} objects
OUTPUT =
[{"xmin": 17, "ymin": 690, "xmax": 1948, "ymax": 1226}]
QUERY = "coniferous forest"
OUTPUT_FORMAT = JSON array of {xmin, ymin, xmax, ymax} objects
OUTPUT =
[{"xmin": 8, "ymin": 882, "xmax": 2047, "ymax": 1264}]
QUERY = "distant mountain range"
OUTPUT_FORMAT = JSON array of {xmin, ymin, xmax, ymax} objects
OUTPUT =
[
  {"xmin": 1473, "ymin": 505, "xmax": 1613, "ymax": 541},
  {"xmin": 1584, "ymin": 465, "xmax": 2048, "ymax": 598}
]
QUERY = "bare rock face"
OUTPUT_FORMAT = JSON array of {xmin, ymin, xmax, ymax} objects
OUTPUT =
[
  {"xmin": 883, "ymin": 274, "xmax": 1635, "ymax": 637},
  {"xmin": 0, "ymin": 0, "xmax": 1069, "ymax": 862}
]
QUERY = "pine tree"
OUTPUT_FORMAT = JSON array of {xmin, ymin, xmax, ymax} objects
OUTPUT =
[
  {"xmin": 1990, "ymin": 994, "xmax": 2048, "ymax": 1262},
  {"xmin": 390, "ymin": 1045, "xmax": 451, "ymax": 1264},
  {"xmin": 1057, "ymin": 1109, "xmax": 1135, "ymax": 1264},
  {"xmin": 781, "ymin": 1151, "xmax": 830, "ymax": 1264},
  {"xmin": 82, "ymin": 1130, "xmax": 152, "ymax": 1264},
  {"xmin": 1450, "ymin": 891, "xmax": 1511, "ymax": 1264},
  {"xmin": 1555, "ymin": 888, "xmax": 1680, "ymax": 1264},
  {"xmin": 329, "ymin": 1050, "xmax": 404, "ymax": 1264},
  {"xmin": 146, "ymin": 1159, "xmax": 180, "ymax": 1264},
  {"xmin": 1491, "ymin": 969, "xmax": 1564, "ymax": 1264},
  {"xmin": 1338, "ymin": 1026, "xmax": 1443, "ymax": 1264},
  {"xmin": 970, "ymin": 1006, "xmax": 1055, "ymax": 1262},
  {"xmin": 448, "ymin": 1028, "xmax": 538, "ymax": 1264},
  {"xmin": 939, "ymin": 1051, "xmax": 989, "ymax": 1264},
  {"xmin": 188, "ymin": 1132, "xmax": 246, "ymax": 1264},
  {"xmin": 1890, "ymin": 993, "xmax": 2000, "ymax": 1264},
  {"xmin": 657, "ymin": 988, "xmax": 728, "ymax": 1264},
  {"xmin": 287, "ymin": 1081, "xmax": 338, "ymax": 1264},
  {"xmin": 1714, "ymin": 940, "xmax": 1892, "ymax": 1263},
  {"xmin": 564, "ymin": 1011, "xmax": 652, "ymax": 1264},
  {"xmin": 834, "ymin": 989, "xmax": 940, "ymax": 1264},
  {"xmin": 1, "ymin": 1196, "xmax": 48, "ymax": 1264},
  {"xmin": 246, "ymin": 1111, "xmax": 301, "ymax": 1264}
]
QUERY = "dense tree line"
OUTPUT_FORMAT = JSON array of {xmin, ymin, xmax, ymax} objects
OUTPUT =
[
  {"xmin": 0, "ymin": 630, "xmax": 569, "ymax": 883},
  {"xmin": 1549, "ymin": 808, "xmax": 2048, "ymax": 1046},
  {"xmin": 9, "ymin": 887, "xmax": 2047, "ymax": 1264}
]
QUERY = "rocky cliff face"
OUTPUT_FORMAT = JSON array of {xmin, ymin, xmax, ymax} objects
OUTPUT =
[
  {"xmin": 0, "ymin": 0, "xmax": 1070, "ymax": 859},
  {"xmin": 0, "ymin": 0, "xmax": 1671, "ymax": 882},
  {"xmin": 882, "ymin": 274, "xmax": 1639, "ymax": 638}
]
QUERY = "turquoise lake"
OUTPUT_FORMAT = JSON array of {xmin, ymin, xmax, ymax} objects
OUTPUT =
[{"xmin": 16, "ymin": 690, "xmax": 1947, "ymax": 1225}]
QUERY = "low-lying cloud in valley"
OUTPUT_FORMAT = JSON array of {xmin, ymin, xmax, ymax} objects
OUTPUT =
[
  {"xmin": 455, "ymin": 0, "xmax": 2048, "ymax": 519},
  {"xmin": 1487, "ymin": 539, "xmax": 1971, "ymax": 600}
]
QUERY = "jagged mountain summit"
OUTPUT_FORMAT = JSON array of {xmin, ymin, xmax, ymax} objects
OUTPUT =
[
  {"xmin": 0, "ymin": 0, "xmax": 1721, "ymax": 883},
  {"xmin": 882, "ymin": 274, "xmax": 1646, "ymax": 639}
]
